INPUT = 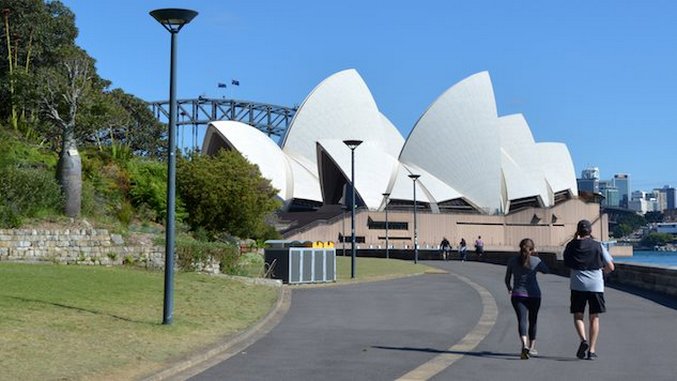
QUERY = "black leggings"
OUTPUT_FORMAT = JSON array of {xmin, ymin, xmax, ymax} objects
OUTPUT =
[{"xmin": 511, "ymin": 297, "xmax": 541, "ymax": 340}]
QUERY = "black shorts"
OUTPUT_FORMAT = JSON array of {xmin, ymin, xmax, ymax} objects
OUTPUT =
[{"xmin": 570, "ymin": 290, "xmax": 606, "ymax": 314}]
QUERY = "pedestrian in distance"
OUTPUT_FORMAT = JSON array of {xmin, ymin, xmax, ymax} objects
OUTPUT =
[
  {"xmin": 505, "ymin": 238, "xmax": 549, "ymax": 359},
  {"xmin": 439, "ymin": 237, "xmax": 451, "ymax": 261},
  {"xmin": 475, "ymin": 235, "xmax": 484, "ymax": 258},
  {"xmin": 563, "ymin": 219, "xmax": 615, "ymax": 361},
  {"xmin": 459, "ymin": 238, "xmax": 468, "ymax": 261}
]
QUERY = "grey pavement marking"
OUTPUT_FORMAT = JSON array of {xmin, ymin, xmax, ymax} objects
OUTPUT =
[{"xmin": 395, "ymin": 270, "xmax": 498, "ymax": 380}]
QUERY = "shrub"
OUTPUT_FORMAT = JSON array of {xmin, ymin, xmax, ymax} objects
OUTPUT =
[
  {"xmin": 0, "ymin": 166, "xmax": 63, "ymax": 227},
  {"xmin": 237, "ymin": 251, "xmax": 266, "ymax": 277},
  {"xmin": 177, "ymin": 150, "xmax": 281, "ymax": 240},
  {"xmin": 0, "ymin": 205, "xmax": 22, "ymax": 228},
  {"xmin": 126, "ymin": 158, "xmax": 186, "ymax": 222},
  {"xmin": 175, "ymin": 238, "xmax": 240, "ymax": 273}
]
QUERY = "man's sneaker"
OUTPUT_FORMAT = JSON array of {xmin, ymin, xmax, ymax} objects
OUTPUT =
[
  {"xmin": 521, "ymin": 347, "xmax": 530, "ymax": 360},
  {"xmin": 576, "ymin": 341, "xmax": 589, "ymax": 359},
  {"xmin": 529, "ymin": 348, "xmax": 538, "ymax": 356},
  {"xmin": 587, "ymin": 352, "xmax": 598, "ymax": 360}
]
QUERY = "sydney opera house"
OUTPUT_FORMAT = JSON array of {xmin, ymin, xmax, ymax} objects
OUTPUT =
[{"xmin": 202, "ymin": 69, "xmax": 607, "ymax": 252}]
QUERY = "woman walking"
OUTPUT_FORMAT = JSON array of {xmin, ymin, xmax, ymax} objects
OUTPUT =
[{"xmin": 504, "ymin": 238, "xmax": 550, "ymax": 359}]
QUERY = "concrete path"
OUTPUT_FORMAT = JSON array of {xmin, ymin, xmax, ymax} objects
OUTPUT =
[{"xmin": 187, "ymin": 260, "xmax": 677, "ymax": 381}]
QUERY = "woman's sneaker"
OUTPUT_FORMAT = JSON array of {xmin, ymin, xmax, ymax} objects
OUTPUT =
[
  {"xmin": 576, "ymin": 341, "xmax": 589, "ymax": 359},
  {"xmin": 587, "ymin": 352, "xmax": 598, "ymax": 360},
  {"xmin": 521, "ymin": 347, "xmax": 530, "ymax": 360},
  {"xmin": 529, "ymin": 348, "xmax": 538, "ymax": 357}
]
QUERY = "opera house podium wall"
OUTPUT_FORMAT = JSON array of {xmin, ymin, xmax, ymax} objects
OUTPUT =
[{"xmin": 282, "ymin": 198, "xmax": 608, "ymax": 255}]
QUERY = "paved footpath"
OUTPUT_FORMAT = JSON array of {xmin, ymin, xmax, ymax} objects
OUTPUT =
[{"xmin": 186, "ymin": 260, "xmax": 677, "ymax": 381}]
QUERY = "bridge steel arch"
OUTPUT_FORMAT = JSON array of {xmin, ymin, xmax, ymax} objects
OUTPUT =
[{"xmin": 148, "ymin": 98, "xmax": 297, "ymax": 150}]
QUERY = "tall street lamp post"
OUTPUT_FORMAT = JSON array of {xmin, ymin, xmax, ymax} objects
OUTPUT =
[
  {"xmin": 408, "ymin": 174, "xmax": 421, "ymax": 264},
  {"xmin": 150, "ymin": 8, "xmax": 198, "ymax": 325},
  {"xmin": 382, "ymin": 192, "xmax": 390, "ymax": 259},
  {"xmin": 343, "ymin": 139, "xmax": 362, "ymax": 279}
]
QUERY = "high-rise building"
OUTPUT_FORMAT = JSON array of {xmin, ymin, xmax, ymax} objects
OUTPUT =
[
  {"xmin": 654, "ymin": 186, "xmax": 676, "ymax": 211},
  {"xmin": 629, "ymin": 191, "xmax": 659, "ymax": 214},
  {"xmin": 665, "ymin": 186, "xmax": 676, "ymax": 210},
  {"xmin": 577, "ymin": 167, "xmax": 600, "ymax": 194},
  {"xmin": 654, "ymin": 188, "xmax": 668, "ymax": 211},
  {"xmin": 600, "ymin": 180, "xmax": 619, "ymax": 207},
  {"xmin": 613, "ymin": 173, "xmax": 630, "ymax": 208}
]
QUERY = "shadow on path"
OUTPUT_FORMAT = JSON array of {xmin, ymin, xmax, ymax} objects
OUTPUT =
[{"xmin": 371, "ymin": 345, "xmax": 578, "ymax": 362}]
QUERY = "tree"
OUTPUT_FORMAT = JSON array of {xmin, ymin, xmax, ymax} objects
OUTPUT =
[
  {"xmin": 36, "ymin": 45, "xmax": 98, "ymax": 217},
  {"xmin": 645, "ymin": 211, "xmax": 663, "ymax": 223},
  {"xmin": 177, "ymin": 150, "xmax": 281, "ymax": 240},
  {"xmin": 79, "ymin": 89, "xmax": 166, "ymax": 158},
  {"xmin": 640, "ymin": 232, "xmax": 673, "ymax": 248},
  {"xmin": 0, "ymin": 0, "xmax": 77, "ymax": 131}
]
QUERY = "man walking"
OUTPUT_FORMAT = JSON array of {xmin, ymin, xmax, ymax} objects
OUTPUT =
[
  {"xmin": 439, "ymin": 237, "xmax": 451, "ymax": 261},
  {"xmin": 563, "ymin": 219, "xmax": 615, "ymax": 360}
]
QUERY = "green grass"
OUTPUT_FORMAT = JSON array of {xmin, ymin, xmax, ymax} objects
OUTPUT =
[
  {"xmin": 0, "ymin": 257, "xmax": 432, "ymax": 380},
  {"xmin": 335, "ymin": 256, "xmax": 434, "ymax": 281},
  {"xmin": 0, "ymin": 263, "xmax": 278, "ymax": 381}
]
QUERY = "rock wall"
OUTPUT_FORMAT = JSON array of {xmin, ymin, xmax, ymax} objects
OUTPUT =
[{"xmin": 0, "ymin": 228, "xmax": 165, "ymax": 269}]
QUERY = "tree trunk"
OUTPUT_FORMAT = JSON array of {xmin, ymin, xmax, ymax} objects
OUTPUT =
[{"xmin": 57, "ymin": 132, "xmax": 81, "ymax": 218}]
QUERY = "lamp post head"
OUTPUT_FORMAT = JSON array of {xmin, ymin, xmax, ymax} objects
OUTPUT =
[
  {"xmin": 408, "ymin": 174, "xmax": 421, "ymax": 181},
  {"xmin": 150, "ymin": 8, "xmax": 198, "ymax": 33},
  {"xmin": 343, "ymin": 139, "xmax": 363, "ymax": 150}
]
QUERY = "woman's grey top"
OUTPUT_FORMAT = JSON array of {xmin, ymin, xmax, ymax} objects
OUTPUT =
[{"xmin": 504, "ymin": 255, "xmax": 549, "ymax": 298}]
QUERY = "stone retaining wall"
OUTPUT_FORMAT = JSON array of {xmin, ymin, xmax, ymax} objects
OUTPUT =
[
  {"xmin": 606, "ymin": 263, "xmax": 677, "ymax": 297},
  {"xmin": 0, "ymin": 228, "xmax": 165, "ymax": 269}
]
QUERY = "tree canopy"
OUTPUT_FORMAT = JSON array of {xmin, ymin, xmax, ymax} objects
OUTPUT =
[
  {"xmin": 177, "ymin": 150, "xmax": 281, "ymax": 240},
  {"xmin": 1, "ymin": 0, "xmax": 164, "ymax": 156}
]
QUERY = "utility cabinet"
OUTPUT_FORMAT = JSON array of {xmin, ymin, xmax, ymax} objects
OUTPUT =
[{"xmin": 264, "ymin": 241, "xmax": 336, "ymax": 284}]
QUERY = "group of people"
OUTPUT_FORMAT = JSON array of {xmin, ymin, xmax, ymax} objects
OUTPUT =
[
  {"xmin": 504, "ymin": 219, "xmax": 615, "ymax": 360},
  {"xmin": 439, "ymin": 236, "xmax": 483, "ymax": 262}
]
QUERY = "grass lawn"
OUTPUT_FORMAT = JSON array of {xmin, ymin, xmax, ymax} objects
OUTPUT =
[
  {"xmin": 0, "ymin": 263, "xmax": 278, "ymax": 380},
  {"xmin": 335, "ymin": 256, "xmax": 434, "ymax": 281},
  {"xmin": 0, "ymin": 256, "xmax": 432, "ymax": 380}
]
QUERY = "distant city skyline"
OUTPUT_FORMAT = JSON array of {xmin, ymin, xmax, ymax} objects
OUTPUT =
[{"xmin": 61, "ymin": 0, "xmax": 677, "ymax": 190}]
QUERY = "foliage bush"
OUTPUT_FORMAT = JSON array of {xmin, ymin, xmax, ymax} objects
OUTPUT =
[
  {"xmin": 177, "ymin": 150, "xmax": 281, "ymax": 240},
  {"xmin": 0, "ymin": 127, "xmax": 58, "ymax": 170},
  {"xmin": 0, "ymin": 166, "xmax": 63, "ymax": 227},
  {"xmin": 126, "ymin": 158, "xmax": 186, "ymax": 222},
  {"xmin": 175, "ymin": 238, "xmax": 240, "ymax": 274},
  {"xmin": 81, "ymin": 149, "xmax": 129, "ymax": 220}
]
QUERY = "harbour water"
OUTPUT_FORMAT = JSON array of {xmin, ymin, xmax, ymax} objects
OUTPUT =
[{"xmin": 614, "ymin": 250, "xmax": 677, "ymax": 268}]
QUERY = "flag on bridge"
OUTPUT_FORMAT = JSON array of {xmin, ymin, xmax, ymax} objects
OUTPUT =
[
  {"xmin": 217, "ymin": 83, "xmax": 227, "ymax": 88},
  {"xmin": 231, "ymin": 79, "xmax": 240, "ymax": 86}
]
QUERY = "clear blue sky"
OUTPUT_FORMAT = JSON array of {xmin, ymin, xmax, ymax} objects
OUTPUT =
[{"xmin": 62, "ymin": 0, "xmax": 677, "ymax": 192}]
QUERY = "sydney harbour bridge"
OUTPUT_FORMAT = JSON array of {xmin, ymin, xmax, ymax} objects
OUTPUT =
[{"xmin": 148, "ymin": 98, "xmax": 297, "ymax": 150}]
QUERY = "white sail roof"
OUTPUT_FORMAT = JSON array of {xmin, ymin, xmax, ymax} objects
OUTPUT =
[
  {"xmin": 400, "ymin": 71, "xmax": 503, "ymax": 213},
  {"xmin": 535, "ymin": 142, "xmax": 578, "ymax": 196},
  {"xmin": 202, "ymin": 121, "xmax": 291, "ymax": 200},
  {"xmin": 498, "ymin": 114, "xmax": 551, "ymax": 207},
  {"xmin": 201, "ymin": 69, "xmax": 579, "ymax": 215}
]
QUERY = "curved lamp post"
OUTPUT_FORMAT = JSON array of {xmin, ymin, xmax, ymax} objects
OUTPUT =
[
  {"xmin": 343, "ymin": 139, "xmax": 362, "ymax": 278},
  {"xmin": 382, "ymin": 192, "xmax": 390, "ymax": 259},
  {"xmin": 150, "ymin": 8, "xmax": 198, "ymax": 325},
  {"xmin": 408, "ymin": 174, "xmax": 421, "ymax": 264}
]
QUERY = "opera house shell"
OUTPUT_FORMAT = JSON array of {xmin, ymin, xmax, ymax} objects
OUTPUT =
[{"xmin": 202, "ymin": 69, "xmax": 578, "ymax": 215}]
